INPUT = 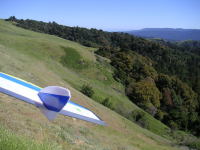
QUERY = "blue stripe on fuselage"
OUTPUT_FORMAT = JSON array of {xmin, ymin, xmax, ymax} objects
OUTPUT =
[{"xmin": 0, "ymin": 73, "xmax": 41, "ymax": 91}]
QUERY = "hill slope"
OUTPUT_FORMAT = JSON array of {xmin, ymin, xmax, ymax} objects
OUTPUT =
[
  {"xmin": 0, "ymin": 20, "xmax": 185, "ymax": 150},
  {"xmin": 126, "ymin": 28, "xmax": 200, "ymax": 41}
]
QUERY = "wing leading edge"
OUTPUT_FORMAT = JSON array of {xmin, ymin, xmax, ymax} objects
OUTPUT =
[{"xmin": 0, "ymin": 72, "xmax": 105, "ymax": 125}]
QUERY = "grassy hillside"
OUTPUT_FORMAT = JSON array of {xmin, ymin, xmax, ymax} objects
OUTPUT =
[{"xmin": 0, "ymin": 19, "xmax": 183, "ymax": 150}]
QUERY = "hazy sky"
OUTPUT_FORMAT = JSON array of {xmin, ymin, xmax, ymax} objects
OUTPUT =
[{"xmin": 0, "ymin": 0, "xmax": 199, "ymax": 31}]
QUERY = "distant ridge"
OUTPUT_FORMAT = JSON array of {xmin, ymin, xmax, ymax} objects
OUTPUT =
[{"xmin": 126, "ymin": 28, "xmax": 200, "ymax": 41}]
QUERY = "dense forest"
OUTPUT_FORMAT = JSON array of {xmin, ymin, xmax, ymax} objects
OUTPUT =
[{"xmin": 6, "ymin": 16, "xmax": 200, "ymax": 136}]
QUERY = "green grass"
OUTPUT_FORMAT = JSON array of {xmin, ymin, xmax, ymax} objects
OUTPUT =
[
  {"xmin": 0, "ymin": 19, "xmax": 185, "ymax": 150},
  {"xmin": 0, "ymin": 126, "xmax": 61, "ymax": 150},
  {"xmin": 60, "ymin": 46, "xmax": 90, "ymax": 70}
]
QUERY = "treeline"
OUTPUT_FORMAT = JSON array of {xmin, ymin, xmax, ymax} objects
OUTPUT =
[
  {"xmin": 150, "ymin": 39, "xmax": 200, "ymax": 56},
  {"xmin": 6, "ymin": 16, "xmax": 200, "ymax": 135},
  {"xmin": 6, "ymin": 16, "xmax": 112, "ymax": 48}
]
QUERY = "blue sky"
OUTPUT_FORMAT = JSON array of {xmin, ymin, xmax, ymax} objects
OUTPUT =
[{"xmin": 0, "ymin": 0, "xmax": 199, "ymax": 31}]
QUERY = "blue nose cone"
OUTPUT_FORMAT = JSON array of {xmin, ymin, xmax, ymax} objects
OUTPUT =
[{"xmin": 38, "ymin": 86, "xmax": 71, "ymax": 112}]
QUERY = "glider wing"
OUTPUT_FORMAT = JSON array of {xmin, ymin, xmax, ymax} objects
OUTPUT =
[
  {"xmin": 60, "ymin": 101, "xmax": 105, "ymax": 125},
  {"xmin": 0, "ymin": 72, "xmax": 41, "ymax": 105},
  {"xmin": 0, "ymin": 72, "xmax": 105, "ymax": 125}
]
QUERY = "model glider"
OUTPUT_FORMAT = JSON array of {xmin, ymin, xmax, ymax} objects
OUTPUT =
[{"xmin": 0, "ymin": 72, "xmax": 105, "ymax": 125}]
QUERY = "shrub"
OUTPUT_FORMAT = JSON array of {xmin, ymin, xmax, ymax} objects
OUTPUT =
[
  {"xmin": 130, "ymin": 110, "xmax": 145, "ymax": 122},
  {"xmin": 186, "ymin": 139, "xmax": 200, "ymax": 150},
  {"xmin": 80, "ymin": 84, "xmax": 94, "ymax": 98},
  {"xmin": 101, "ymin": 97, "xmax": 112, "ymax": 109},
  {"xmin": 155, "ymin": 110, "xmax": 165, "ymax": 121},
  {"xmin": 168, "ymin": 120, "xmax": 178, "ymax": 130},
  {"xmin": 129, "ymin": 110, "xmax": 149, "ymax": 129}
]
